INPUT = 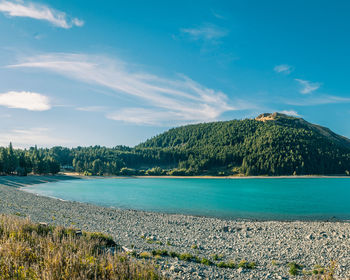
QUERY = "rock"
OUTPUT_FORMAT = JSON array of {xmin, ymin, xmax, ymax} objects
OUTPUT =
[
  {"xmin": 237, "ymin": 267, "xmax": 244, "ymax": 273},
  {"xmin": 121, "ymin": 246, "xmax": 133, "ymax": 252},
  {"xmin": 306, "ymin": 233, "xmax": 315, "ymax": 240},
  {"xmin": 169, "ymin": 265, "xmax": 182, "ymax": 273}
]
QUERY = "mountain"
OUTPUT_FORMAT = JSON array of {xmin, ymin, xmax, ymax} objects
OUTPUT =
[
  {"xmin": 1, "ymin": 113, "xmax": 350, "ymax": 176},
  {"xmin": 136, "ymin": 112, "xmax": 350, "ymax": 176}
]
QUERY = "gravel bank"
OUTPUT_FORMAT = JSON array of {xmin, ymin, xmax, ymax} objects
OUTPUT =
[{"xmin": 0, "ymin": 176, "xmax": 349, "ymax": 279}]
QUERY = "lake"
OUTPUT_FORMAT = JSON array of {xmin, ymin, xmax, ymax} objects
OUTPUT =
[{"xmin": 21, "ymin": 177, "xmax": 350, "ymax": 220}]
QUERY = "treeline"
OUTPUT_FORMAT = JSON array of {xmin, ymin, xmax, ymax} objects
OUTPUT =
[
  {"xmin": 2, "ymin": 115, "xmax": 350, "ymax": 176},
  {"xmin": 137, "ymin": 116, "xmax": 350, "ymax": 176},
  {"xmin": 0, "ymin": 144, "xmax": 60, "ymax": 175}
]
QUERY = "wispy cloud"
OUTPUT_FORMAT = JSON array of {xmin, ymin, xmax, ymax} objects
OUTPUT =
[
  {"xmin": 107, "ymin": 108, "xmax": 180, "ymax": 125},
  {"xmin": 76, "ymin": 106, "xmax": 107, "ymax": 112},
  {"xmin": 0, "ymin": 0, "xmax": 84, "ymax": 28},
  {"xmin": 9, "ymin": 53, "xmax": 239, "ymax": 125},
  {"xmin": 279, "ymin": 110, "xmax": 300, "ymax": 117},
  {"xmin": 0, "ymin": 91, "xmax": 51, "ymax": 111},
  {"xmin": 295, "ymin": 79, "xmax": 321, "ymax": 94},
  {"xmin": 0, "ymin": 127, "xmax": 71, "ymax": 148},
  {"xmin": 211, "ymin": 10, "xmax": 226, "ymax": 20},
  {"xmin": 285, "ymin": 95, "xmax": 350, "ymax": 106},
  {"xmin": 180, "ymin": 23, "xmax": 228, "ymax": 42},
  {"xmin": 274, "ymin": 64, "xmax": 293, "ymax": 74}
]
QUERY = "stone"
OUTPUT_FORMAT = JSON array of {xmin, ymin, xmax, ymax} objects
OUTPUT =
[{"xmin": 306, "ymin": 233, "xmax": 315, "ymax": 240}]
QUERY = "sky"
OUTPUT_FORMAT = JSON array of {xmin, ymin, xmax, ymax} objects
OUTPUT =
[{"xmin": 0, "ymin": 0, "xmax": 350, "ymax": 148}]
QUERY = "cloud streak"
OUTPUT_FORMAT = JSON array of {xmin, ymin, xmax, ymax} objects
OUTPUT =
[
  {"xmin": 9, "ymin": 53, "xmax": 237, "ymax": 125},
  {"xmin": 0, "ymin": 91, "xmax": 51, "ymax": 111},
  {"xmin": 279, "ymin": 110, "xmax": 300, "ymax": 117},
  {"xmin": 274, "ymin": 64, "xmax": 293, "ymax": 74},
  {"xmin": 284, "ymin": 95, "xmax": 350, "ymax": 106},
  {"xmin": 0, "ymin": 0, "xmax": 84, "ymax": 28},
  {"xmin": 295, "ymin": 79, "xmax": 321, "ymax": 94},
  {"xmin": 0, "ymin": 127, "xmax": 71, "ymax": 148},
  {"xmin": 181, "ymin": 23, "xmax": 228, "ymax": 41}
]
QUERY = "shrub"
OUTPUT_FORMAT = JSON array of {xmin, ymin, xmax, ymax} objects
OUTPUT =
[
  {"xmin": 152, "ymin": 249, "xmax": 168, "ymax": 257},
  {"xmin": 210, "ymin": 254, "xmax": 223, "ymax": 261},
  {"xmin": 179, "ymin": 253, "xmax": 195, "ymax": 262},
  {"xmin": 139, "ymin": 251, "xmax": 152, "ymax": 259},
  {"xmin": 200, "ymin": 258, "xmax": 213, "ymax": 266},
  {"xmin": 288, "ymin": 262, "xmax": 302, "ymax": 276},
  {"xmin": 238, "ymin": 259, "xmax": 256, "ymax": 269},
  {"xmin": 169, "ymin": 251, "xmax": 180, "ymax": 258}
]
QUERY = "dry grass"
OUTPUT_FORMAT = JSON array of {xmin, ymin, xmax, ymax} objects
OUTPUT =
[
  {"xmin": 0, "ymin": 214, "xmax": 164, "ymax": 280},
  {"xmin": 307, "ymin": 261, "xmax": 338, "ymax": 280}
]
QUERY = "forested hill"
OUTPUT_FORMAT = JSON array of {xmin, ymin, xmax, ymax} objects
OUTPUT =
[
  {"xmin": 136, "ymin": 112, "xmax": 350, "ymax": 176},
  {"xmin": 1, "ymin": 112, "xmax": 350, "ymax": 176}
]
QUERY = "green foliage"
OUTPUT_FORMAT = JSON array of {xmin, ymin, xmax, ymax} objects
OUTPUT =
[
  {"xmin": 145, "ymin": 167, "xmax": 166, "ymax": 176},
  {"xmin": 0, "ymin": 144, "xmax": 60, "ymax": 175},
  {"xmin": 200, "ymin": 258, "xmax": 213, "ymax": 266},
  {"xmin": 288, "ymin": 262, "xmax": 303, "ymax": 276},
  {"xmin": 151, "ymin": 249, "xmax": 169, "ymax": 257},
  {"xmin": 1, "ymin": 114, "xmax": 350, "ymax": 176},
  {"xmin": 169, "ymin": 251, "xmax": 180, "ymax": 258},
  {"xmin": 179, "ymin": 253, "xmax": 195, "ymax": 262},
  {"xmin": 217, "ymin": 261, "xmax": 236, "ymax": 269},
  {"xmin": 210, "ymin": 253, "xmax": 223, "ymax": 261},
  {"xmin": 236, "ymin": 259, "xmax": 256, "ymax": 269}
]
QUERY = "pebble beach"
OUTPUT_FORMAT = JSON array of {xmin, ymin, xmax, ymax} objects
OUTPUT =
[{"xmin": 0, "ymin": 175, "xmax": 349, "ymax": 280}]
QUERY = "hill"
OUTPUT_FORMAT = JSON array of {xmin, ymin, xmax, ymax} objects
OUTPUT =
[
  {"xmin": 1, "ymin": 113, "xmax": 350, "ymax": 176},
  {"xmin": 136, "ymin": 112, "xmax": 350, "ymax": 176}
]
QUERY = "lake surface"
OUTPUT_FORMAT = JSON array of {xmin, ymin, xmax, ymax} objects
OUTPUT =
[{"xmin": 21, "ymin": 178, "xmax": 350, "ymax": 220}]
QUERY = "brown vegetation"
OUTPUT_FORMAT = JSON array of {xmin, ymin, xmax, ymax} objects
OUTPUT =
[{"xmin": 0, "ymin": 214, "xmax": 163, "ymax": 280}]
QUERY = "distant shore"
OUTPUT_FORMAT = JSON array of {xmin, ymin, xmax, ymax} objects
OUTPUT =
[
  {"xmin": 2, "ymin": 173, "xmax": 348, "ymax": 190},
  {"xmin": 0, "ymin": 174, "xmax": 350, "ymax": 279},
  {"xmin": 60, "ymin": 172, "xmax": 350, "ymax": 180}
]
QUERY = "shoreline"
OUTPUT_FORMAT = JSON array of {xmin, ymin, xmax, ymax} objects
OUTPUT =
[
  {"xmin": 60, "ymin": 172, "xmax": 350, "ymax": 179},
  {"xmin": 1, "ymin": 175, "xmax": 350, "ymax": 279}
]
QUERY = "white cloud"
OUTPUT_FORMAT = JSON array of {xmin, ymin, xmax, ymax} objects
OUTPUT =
[
  {"xmin": 0, "ymin": 91, "xmax": 51, "ymax": 111},
  {"xmin": 295, "ymin": 79, "xmax": 321, "ymax": 94},
  {"xmin": 181, "ymin": 23, "xmax": 228, "ymax": 41},
  {"xmin": 0, "ymin": 0, "xmax": 84, "ymax": 28},
  {"xmin": 107, "ymin": 108, "xmax": 175, "ymax": 125},
  {"xmin": 279, "ymin": 110, "xmax": 300, "ymax": 117},
  {"xmin": 274, "ymin": 64, "xmax": 293, "ymax": 74},
  {"xmin": 0, "ymin": 127, "xmax": 71, "ymax": 148},
  {"xmin": 9, "ymin": 53, "xmax": 239, "ymax": 125}
]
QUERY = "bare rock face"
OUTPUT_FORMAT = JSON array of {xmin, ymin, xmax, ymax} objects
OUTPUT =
[{"xmin": 255, "ymin": 112, "xmax": 350, "ymax": 149}]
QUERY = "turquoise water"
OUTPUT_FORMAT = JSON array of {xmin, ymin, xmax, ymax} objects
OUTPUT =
[{"xmin": 21, "ymin": 178, "xmax": 350, "ymax": 220}]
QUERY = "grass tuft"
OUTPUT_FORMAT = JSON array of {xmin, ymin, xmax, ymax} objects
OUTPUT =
[
  {"xmin": 0, "ymin": 214, "xmax": 164, "ymax": 280},
  {"xmin": 288, "ymin": 262, "xmax": 303, "ymax": 276}
]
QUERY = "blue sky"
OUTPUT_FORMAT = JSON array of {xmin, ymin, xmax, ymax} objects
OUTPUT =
[{"xmin": 0, "ymin": 0, "xmax": 350, "ymax": 148}]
